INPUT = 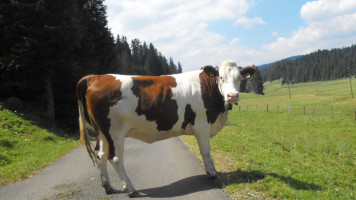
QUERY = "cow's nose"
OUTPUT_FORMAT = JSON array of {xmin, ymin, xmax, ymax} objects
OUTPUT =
[
  {"xmin": 227, "ymin": 93, "xmax": 239, "ymax": 98},
  {"xmin": 228, "ymin": 93, "xmax": 238, "ymax": 96},
  {"xmin": 227, "ymin": 93, "xmax": 239, "ymax": 103}
]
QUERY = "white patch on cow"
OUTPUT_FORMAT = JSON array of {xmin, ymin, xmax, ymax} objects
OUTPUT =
[{"xmin": 170, "ymin": 70, "xmax": 207, "ymax": 133}]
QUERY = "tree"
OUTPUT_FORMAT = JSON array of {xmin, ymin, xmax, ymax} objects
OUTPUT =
[
  {"xmin": 239, "ymin": 79, "xmax": 248, "ymax": 93},
  {"xmin": 251, "ymin": 67, "xmax": 264, "ymax": 95},
  {"xmin": 144, "ymin": 43, "xmax": 161, "ymax": 75},
  {"xmin": 169, "ymin": 57, "xmax": 177, "ymax": 74},
  {"xmin": 177, "ymin": 62, "xmax": 182, "ymax": 73},
  {"xmin": 0, "ymin": 0, "xmax": 82, "ymax": 120},
  {"xmin": 78, "ymin": 0, "xmax": 116, "ymax": 74}
]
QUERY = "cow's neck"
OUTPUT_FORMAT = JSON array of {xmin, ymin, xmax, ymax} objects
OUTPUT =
[{"xmin": 199, "ymin": 71, "xmax": 226, "ymax": 124}]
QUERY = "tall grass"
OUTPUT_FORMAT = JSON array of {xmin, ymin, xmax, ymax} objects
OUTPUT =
[{"xmin": 182, "ymin": 78, "xmax": 356, "ymax": 199}]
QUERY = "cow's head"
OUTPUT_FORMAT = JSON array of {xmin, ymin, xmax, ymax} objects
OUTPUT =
[{"xmin": 217, "ymin": 60, "xmax": 256, "ymax": 105}]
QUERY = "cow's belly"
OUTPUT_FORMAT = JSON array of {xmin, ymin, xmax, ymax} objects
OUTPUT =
[
  {"xmin": 126, "ymin": 128, "xmax": 183, "ymax": 143},
  {"xmin": 125, "ymin": 123, "xmax": 195, "ymax": 143},
  {"xmin": 113, "ymin": 114, "xmax": 195, "ymax": 144}
]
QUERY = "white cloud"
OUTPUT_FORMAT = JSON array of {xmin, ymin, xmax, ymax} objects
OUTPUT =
[
  {"xmin": 105, "ymin": 0, "xmax": 255, "ymax": 71},
  {"xmin": 263, "ymin": 0, "xmax": 356, "ymax": 61},
  {"xmin": 271, "ymin": 31, "xmax": 278, "ymax": 37},
  {"xmin": 234, "ymin": 16, "xmax": 266, "ymax": 29},
  {"xmin": 230, "ymin": 37, "xmax": 241, "ymax": 45},
  {"xmin": 301, "ymin": 0, "xmax": 356, "ymax": 22}
]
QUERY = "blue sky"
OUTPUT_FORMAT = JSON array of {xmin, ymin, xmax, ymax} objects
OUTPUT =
[
  {"xmin": 105, "ymin": 0, "xmax": 356, "ymax": 71},
  {"xmin": 208, "ymin": 0, "xmax": 308, "ymax": 48}
]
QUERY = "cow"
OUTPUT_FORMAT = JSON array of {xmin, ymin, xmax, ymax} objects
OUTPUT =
[{"xmin": 76, "ymin": 60, "xmax": 256, "ymax": 197}]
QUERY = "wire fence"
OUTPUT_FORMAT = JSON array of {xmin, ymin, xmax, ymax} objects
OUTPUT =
[{"xmin": 236, "ymin": 104, "xmax": 348, "ymax": 118}]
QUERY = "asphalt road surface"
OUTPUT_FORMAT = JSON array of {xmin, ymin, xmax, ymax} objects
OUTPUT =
[{"xmin": 0, "ymin": 137, "xmax": 230, "ymax": 200}]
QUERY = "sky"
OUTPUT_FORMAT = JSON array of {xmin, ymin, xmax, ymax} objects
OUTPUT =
[{"xmin": 104, "ymin": 0, "xmax": 356, "ymax": 72}]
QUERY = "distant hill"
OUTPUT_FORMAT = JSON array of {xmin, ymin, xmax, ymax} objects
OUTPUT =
[
  {"xmin": 260, "ymin": 45, "xmax": 356, "ymax": 84},
  {"xmin": 257, "ymin": 55, "xmax": 302, "ymax": 70}
]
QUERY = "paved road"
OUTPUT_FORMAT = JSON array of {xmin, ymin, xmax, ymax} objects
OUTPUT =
[{"xmin": 0, "ymin": 137, "xmax": 230, "ymax": 200}]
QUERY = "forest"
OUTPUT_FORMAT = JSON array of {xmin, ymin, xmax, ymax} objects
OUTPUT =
[
  {"xmin": 261, "ymin": 45, "xmax": 356, "ymax": 84},
  {"xmin": 0, "ymin": 0, "xmax": 181, "ymax": 128}
]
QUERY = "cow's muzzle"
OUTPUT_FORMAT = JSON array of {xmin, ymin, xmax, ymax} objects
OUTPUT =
[{"xmin": 227, "ymin": 93, "xmax": 239, "ymax": 104}]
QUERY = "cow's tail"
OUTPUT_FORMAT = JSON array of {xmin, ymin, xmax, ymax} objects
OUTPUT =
[{"xmin": 77, "ymin": 76, "xmax": 98, "ymax": 166}]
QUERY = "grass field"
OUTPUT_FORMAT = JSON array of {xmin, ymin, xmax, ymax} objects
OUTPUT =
[
  {"xmin": 0, "ymin": 103, "xmax": 78, "ymax": 185},
  {"xmin": 182, "ymin": 78, "xmax": 356, "ymax": 199}
]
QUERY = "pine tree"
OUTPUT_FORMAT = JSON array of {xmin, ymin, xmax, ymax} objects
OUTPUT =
[
  {"xmin": 239, "ymin": 79, "xmax": 248, "ymax": 93},
  {"xmin": 169, "ymin": 57, "xmax": 177, "ymax": 74},
  {"xmin": 253, "ymin": 68, "xmax": 264, "ymax": 95},
  {"xmin": 177, "ymin": 62, "xmax": 183, "ymax": 73}
]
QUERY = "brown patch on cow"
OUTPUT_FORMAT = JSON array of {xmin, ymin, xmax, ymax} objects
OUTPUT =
[
  {"xmin": 131, "ymin": 76, "xmax": 179, "ymax": 131},
  {"xmin": 182, "ymin": 104, "xmax": 196, "ymax": 129},
  {"xmin": 199, "ymin": 66, "xmax": 225, "ymax": 124},
  {"xmin": 85, "ymin": 75, "xmax": 122, "ymax": 159}
]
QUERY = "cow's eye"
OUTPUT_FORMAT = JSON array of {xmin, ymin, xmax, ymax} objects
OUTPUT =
[{"xmin": 220, "ymin": 77, "xmax": 224, "ymax": 82}]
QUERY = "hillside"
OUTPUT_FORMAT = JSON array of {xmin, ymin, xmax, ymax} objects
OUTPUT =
[
  {"xmin": 260, "ymin": 45, "xmax": 356, "ymax": 84},
  {"xmin": 0, "ymin": 103, "xmax": 78, "ymax": 185},
  {"xmin": 181, "ymin": 78, "xmax": 356, "ymax": 199},
  {"xmin": 257, "ymin": 55, "xmax": 302, "ymax": 70}
]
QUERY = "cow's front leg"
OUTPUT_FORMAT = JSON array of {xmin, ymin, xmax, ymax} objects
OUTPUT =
[{"xmin": 195, "ymin": 129, "xmax": 218, "ymax": 179}]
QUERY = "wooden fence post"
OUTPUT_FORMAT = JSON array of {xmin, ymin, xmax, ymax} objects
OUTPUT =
[
  {"xmin": 277, "ymin": 106, "xmax": 279, "ymax": 112},
  {"xmin": 288, "ymin": 106, "xmax": 290, "ymax": 114},
  {"xmin": 313, "ymin": 107, "xmax": 315, "ymax": 116},
  {"xmin": 331, "ymin": 107, "xmax": 334, "ymax": 118},
  {"xmin": 266, "ymin": 104, "xmax": 269, "ymax": 112}
]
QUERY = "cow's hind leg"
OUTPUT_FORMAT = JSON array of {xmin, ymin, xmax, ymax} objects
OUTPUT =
[
  {"xmin": 109, "ymin": 125, "xmax": 140, "ymax": 198},
  {"xmin": 97, "ymin": 137, "xmax": 118, "ymax": 194}
]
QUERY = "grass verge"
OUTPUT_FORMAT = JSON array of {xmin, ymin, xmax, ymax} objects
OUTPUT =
[
  {"xmin": 0, "ymin": 103, "xmax": 78, "ymax": 186},
  {"xmin": 181, "ymin": 78, "xmax": 356, "ymax": 199}
]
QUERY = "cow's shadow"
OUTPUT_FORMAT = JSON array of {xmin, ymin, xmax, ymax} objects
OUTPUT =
[
  {"xmin": 138, "ymin": 174, "xmax": 218, "ymax": 198},
  {"xmin": 216, "ymin": 169, "xmax": 322, "ymax": 190},
  {"xmin": 138, "ymin": 169, "xmax": 322, "ymax": 198}
]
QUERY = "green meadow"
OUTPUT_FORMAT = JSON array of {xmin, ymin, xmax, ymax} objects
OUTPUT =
[
  {"xmin": 0, "ymin": 104, "xmax": 78, "ymax": 185},
  {"xmin": 182, "ymin": 78, "xmax": 356, "ymax": 199}
]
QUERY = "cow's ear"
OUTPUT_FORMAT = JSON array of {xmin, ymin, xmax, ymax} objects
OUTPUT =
[
  {"xmin": 240, "ymin": 66, "xmax": 256, "ymax": 78},
  {"xmin": 203, "ymin": 65, "xmax": 219, "ymax": 77}
]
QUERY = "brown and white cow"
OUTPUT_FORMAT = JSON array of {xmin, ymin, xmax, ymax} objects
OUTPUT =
[{"xmin": 77, "ymin": 60, "xmax": 256, "ymax": 197}]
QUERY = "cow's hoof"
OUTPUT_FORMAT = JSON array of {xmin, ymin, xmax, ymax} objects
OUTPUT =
[
  {"xmin": 128, "ymin": 191, "xmax": 141, "ymax": 198},
  {"xmin": 209, "ymin": 175, "xmax": 218, "ymax": 180},
  {"xmin": 105, "ymin": 187, "xmax": 121, "ymax": 194},
  {"xmin": 206, "ymin": 171, "xmax": 218, "ymax": 180}
]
